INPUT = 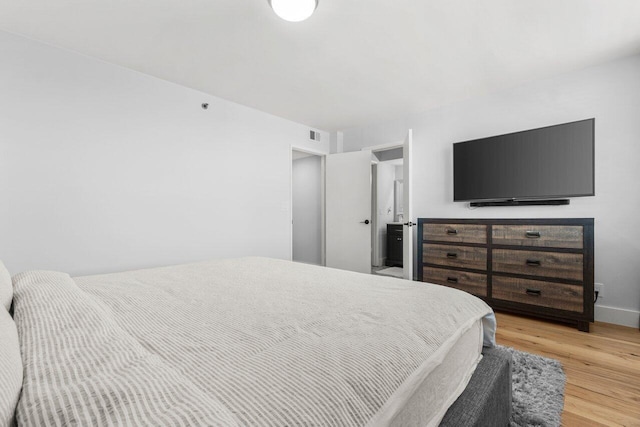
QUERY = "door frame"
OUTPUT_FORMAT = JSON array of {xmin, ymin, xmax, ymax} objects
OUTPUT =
[
  {"xmin": 361, "ymin": 141, "xmax": 405, "ymax": 153},
  {"xmin": 371, "ymin": 162, "xmax": 378, "ymax": 267},
  {"xmin": 290, "ymin": 145, "xmax": 326, "ymax": 266}
]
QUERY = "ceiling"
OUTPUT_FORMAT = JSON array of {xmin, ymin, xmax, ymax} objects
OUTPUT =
[{"xmin": 2, "ymin": 1, "xmax": 640, "ymax": 131}]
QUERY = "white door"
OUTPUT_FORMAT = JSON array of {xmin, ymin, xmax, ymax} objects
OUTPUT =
[
  {"xmin": 402, "ymin": 130, "xmax": 413, "ymax": 280},
  {"xmin": 326, "ymin": 150, "xmax": 372, "ymax": 273}
]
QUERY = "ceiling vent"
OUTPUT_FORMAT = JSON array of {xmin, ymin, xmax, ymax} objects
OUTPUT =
[{"xmin": 309, "ymin": 130, "xmax": 321, "ymax": 141}]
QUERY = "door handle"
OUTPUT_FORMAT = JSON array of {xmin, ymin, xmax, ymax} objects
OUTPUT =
[
  {"xmin": 360, "ymin": 219, "xmax": 370, "ymax": 224},
  {"xmin": 403, "ymin": 221, "xmax": 414, "ymax": 227}
]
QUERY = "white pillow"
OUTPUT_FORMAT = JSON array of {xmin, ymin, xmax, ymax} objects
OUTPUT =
[
  {"xmin": 0, "ymin": 308, "xmax": 22, "ymax": 427},
  {"xmin": 0, "ymin": 261, "xmax": 11, "ymax": 311}
]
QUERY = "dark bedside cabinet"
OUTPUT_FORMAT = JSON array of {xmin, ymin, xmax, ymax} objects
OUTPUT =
[{"xmin": 386, "ymin": 224, "xmax": 403, "ymax": 267}]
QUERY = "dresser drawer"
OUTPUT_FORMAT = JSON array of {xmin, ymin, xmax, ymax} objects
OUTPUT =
[
  {"xmin": 423, "ymin": 244, "xmax": 487, "ymax": 271},
  {"xmin": 423, "ymin": 267, "xmax": 487, "ymax": 297},
  {"xmin": 492, "ymin": 276, "xmax": 583, "ymax": 312},
  {"xmin": 423, "ymin": 223, "xmax": 487, "ymax": 244},
  {"xmin": 493, "ymin": 249, "xmax": 583, "ymax": 281},
  {"xmin": 492, "ymin": 225, "xmax": 583, "ymax": 249}
]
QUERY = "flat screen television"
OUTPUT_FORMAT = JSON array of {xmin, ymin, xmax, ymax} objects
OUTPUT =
[{"xmin": 453, "ymin": 119, "xmax": 594, "ymax": 204}]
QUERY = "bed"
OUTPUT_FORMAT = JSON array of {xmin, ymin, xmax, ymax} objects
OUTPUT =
[{"xmin": 1, "ymin": 257, "xmax": 510, "ymax": 426}]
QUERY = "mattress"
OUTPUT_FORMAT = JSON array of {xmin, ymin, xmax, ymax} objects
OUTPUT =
[
  {"xmin": 388, "ymin": 318, "xmax": 484, "ymax": 426},
  {"xmin": 12, "ymin": 257, "xmax": 495, "ymax": 426}
]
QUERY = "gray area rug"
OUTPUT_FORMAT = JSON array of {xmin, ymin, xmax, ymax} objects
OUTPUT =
[{"xmin": 501, "ymin": 345, "xmax": 566, "ymax": 427}]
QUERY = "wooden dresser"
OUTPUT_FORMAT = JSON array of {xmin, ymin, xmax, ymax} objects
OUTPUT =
[{"xmin": 417, "ymin": 218, "xmax": 594, "ymax": 331}]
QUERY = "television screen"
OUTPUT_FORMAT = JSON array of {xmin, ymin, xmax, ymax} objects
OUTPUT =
[{"xmin": 453, "ymin": 119, "xmax": 594, "ymax": 202}]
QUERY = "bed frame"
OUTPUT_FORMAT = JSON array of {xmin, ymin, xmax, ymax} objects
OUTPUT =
[{"xmin": 440, "ymin": 347, "xmax": 513, "ymax": 426}]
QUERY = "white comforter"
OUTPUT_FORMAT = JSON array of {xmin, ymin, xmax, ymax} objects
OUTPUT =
[{"xmin": 12, "ymin": 257, "xmax": 494, "ymax": 426}]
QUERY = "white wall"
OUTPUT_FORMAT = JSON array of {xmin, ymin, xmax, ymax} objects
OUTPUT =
[
  {"xmin": 292, "ymin": 155, "xmax": 322, "ymax": 265},
  {"xmin": 394, "ymin": 166, "xmax": 404, "ymax": 222},
  {"xmin": 343, "ymin": 54, "xmax": 640, "ymax": 327},
  {"xmin": 395, "ymin": 165, "xmax": 403, "ymax": 181},
  {"xmin": 0, "ymin": 31, "xmax": 329, "ymax": 276}
]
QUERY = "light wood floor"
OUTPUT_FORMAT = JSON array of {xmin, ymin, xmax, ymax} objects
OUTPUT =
[{"xmin": 495, "ymin": 312, "xmax": 640, "ymax": 426}]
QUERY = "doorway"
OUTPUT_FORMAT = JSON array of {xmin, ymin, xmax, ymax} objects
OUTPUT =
[
  {"xmin": 291, "ymin": 149, "xmax": 324, "ymax": 266},
  {"xmin": 361, "ymin": 130, "xmax": 413, "ymax": 280},
  {"xmin": 323, "ymin": 129, "xmax": 412, "ymax": 278},
  {"xmin": 371, "ymin": 149, "xmax": 404, "ymax": 276}
]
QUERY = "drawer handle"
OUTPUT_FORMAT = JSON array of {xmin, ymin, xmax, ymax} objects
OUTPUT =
[
  {"xmin": 446, "ymin": 252, "xmax": 458, "ymax": 259},
  {"xmin": 446, "ymin": 229, "xmax": 458, "ymax": 235},
  {"xmin": 447, "ymin": 277, "xmax": 458, "ymax": 284},
  {"xmin": 525, "ymin": 231, "xmax": 541, "ymax": 238},
  {"xmin": 526, "ymin": 288, "xmax": 542, "ymax": 296},
  {"xmin": 526, "ymin": 259, "xmax": 541, "ymax": 267}
]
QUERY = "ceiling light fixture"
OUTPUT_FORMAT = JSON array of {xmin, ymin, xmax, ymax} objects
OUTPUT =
[{"xmin": 268, "ymin": 0, "xmax": 318, "ymax": 22}]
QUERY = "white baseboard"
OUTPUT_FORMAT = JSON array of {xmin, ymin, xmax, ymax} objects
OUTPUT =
[{"xmin": 595, "ymin": 305, "xmax": 640, "ymax": 329}]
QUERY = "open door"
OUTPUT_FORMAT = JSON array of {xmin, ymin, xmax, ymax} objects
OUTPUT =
[
  {"xmin": 326, "ymin": 150, "xmax": 372, "ymax": 273},
  {"xmin": 402, "ymin": 130, "xmax": 413, "ymax": 280}
]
